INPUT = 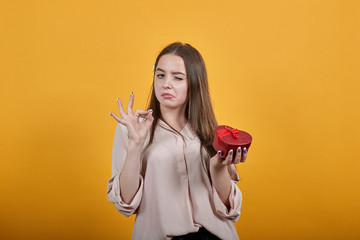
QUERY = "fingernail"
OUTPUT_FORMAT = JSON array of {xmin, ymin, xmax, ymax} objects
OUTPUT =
[
  {"xmin": 229, "ymin": 150, "xmax": 233, "ymax": 155},
  {"xmin": 244, "ymin": 148, "xmax": 247, "ymax": 154},
  {"xmin": 109, "ymin": 112, "xmax": 112, "ymax": 115},
  {"xmin": 217, "ymin": 151, "xmax": 221, "ymax": 155},
  {"xmin": 117, "ymin": 98, "xmax": 119, "ymax": 102},
  {"xmin": 131, "ymin": 92, "xmax": 133, "ymax": 95},
  {"xmin": 147, "ymin": 109, "xmax": 153, "ymax": 112},
  {"xmin": 238, "ymin": 147, "xmax": 241, "ymax": 153}
]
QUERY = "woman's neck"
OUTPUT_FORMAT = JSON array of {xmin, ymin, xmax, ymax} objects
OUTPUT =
[{"xmin": 160, "ymin": 105, "xmax": 187, "ymax": 132}]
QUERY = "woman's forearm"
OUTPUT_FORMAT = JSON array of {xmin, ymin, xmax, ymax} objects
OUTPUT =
[
  {"xmin": 119, "ymin": 142, "xmax": 143, "ymax": 204},
  {"xmin": 210, "ymin": 163, "xmax": 232, "ymax": 209}
]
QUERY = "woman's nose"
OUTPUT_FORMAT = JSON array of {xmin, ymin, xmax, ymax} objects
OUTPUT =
[{"xmin": 163, "ymin": 76, "xmax": 171, "ymax": 88}]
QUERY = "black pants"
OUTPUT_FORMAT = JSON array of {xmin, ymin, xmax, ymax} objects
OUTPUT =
[{"xmin": 172, "ymin": 227, "xmax": 221, "ymax": 240}]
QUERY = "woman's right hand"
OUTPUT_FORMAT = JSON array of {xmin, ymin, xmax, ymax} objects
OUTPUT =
[{"xmin": 109, "ymin": 92, "xmax": 154, "ymax": 146}]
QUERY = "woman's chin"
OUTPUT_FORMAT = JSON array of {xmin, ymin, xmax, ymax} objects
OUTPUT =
[{"xmin": 160, "ymin": 102, "xmax": 185, "ymax": 111}]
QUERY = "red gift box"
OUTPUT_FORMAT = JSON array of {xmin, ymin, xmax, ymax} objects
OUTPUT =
[{"xmin": 213, "ymin": 125, "xmax": 252, "ymax": 158}]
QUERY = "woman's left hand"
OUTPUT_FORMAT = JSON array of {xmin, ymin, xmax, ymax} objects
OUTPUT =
[{"xmin": 210, "ymin": 147, "xmax": 247, "ymax": 167}]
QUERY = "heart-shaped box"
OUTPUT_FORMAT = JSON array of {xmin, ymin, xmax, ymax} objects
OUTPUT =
[{"xmin": 213, "ymin": 125, "xmax": 252, "ymax": 158}]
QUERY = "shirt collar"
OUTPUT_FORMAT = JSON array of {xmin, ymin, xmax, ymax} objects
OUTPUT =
[{"xmin": 158, "ymin": 119, "xmax": 196, "ymax": 141}]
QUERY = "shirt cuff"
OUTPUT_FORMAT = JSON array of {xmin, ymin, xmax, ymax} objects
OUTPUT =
[
  {"xmin": 106, "ymin": 173, "xmax": 144, "ymax": 217},
  {"xmin": 212, "ymin": 179, "xmax": 242, "ymax": 222}
]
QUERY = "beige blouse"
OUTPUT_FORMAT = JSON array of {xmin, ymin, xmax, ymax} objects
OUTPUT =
[{"xmin": 107, "ymin": 120, "xmax": 242, "ymax": 240}]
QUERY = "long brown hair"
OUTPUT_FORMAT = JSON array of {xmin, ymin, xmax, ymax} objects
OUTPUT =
[{"xmin": 147, "ymin": 42, "xmax": 218, "ymax": 156}]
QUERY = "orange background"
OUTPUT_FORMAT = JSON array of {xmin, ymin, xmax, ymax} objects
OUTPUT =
[{"xmin": 1, "ymin": 0, "xmax": 359, "ymax": 239}]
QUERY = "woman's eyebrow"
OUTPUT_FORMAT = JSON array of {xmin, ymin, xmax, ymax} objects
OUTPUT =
[
  {"xmin": 172, "ymin": 71, "xmax": 185, "ymax": 75},
  {"xmin": 156, "ymin": 68, "xmax": 185, "ymax": 75}
]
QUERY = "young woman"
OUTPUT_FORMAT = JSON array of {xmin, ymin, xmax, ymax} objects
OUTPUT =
[{"xmin": 107, "ymin": 42, "xmax": 247, "ymax": 240}]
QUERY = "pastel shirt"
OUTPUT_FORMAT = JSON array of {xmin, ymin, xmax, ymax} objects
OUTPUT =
[{"xmin": 107, "ymin": 120, "xmax": 242, "ymax": 240}]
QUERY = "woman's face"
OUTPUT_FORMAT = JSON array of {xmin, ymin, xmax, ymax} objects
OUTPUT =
[{"xmin": 154, "ymin": 54, "xmax": 189, "ymax": 112}]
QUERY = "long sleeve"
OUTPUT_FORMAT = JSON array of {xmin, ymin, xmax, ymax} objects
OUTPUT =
[
  {"xmin": 106, "ymin": 123, "xmax": 144, "ymax": 217},
  {"xmin": 212, "ymin": 164, "xmax": 242, "ymax": 222}
]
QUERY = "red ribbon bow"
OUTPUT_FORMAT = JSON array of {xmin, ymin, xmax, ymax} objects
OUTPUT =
[{"xmin": 217, "ymin": 126, "xmax": 240, "ymax": 145}]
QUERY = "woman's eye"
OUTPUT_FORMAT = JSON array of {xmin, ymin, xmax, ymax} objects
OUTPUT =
[
  {"xmin": 157, "ymin": 74, "xmax": 165, "ymax": 78},
  {"xmin": 175, "ymin": 77, "xmax": 183, "ymax": 80}
]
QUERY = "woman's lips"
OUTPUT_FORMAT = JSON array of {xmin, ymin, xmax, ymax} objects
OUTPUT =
[{"xmin": 161, "ymin": 93, "xmax": 175, "ymax": 99}]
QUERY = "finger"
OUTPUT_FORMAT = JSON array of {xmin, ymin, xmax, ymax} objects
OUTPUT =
[
  {"xmin": 109, "ymin": 112, "xmax": 126, "ymax": 125},
  {"xmin": 219, "ymin": 151, "xmax": 225, "ymax": 160},
  {"xmin": 127, "ymin": 92, "xmax": 134, "ymax": 114},
  {"xmin": 223, "ymin": 150, "xmax": 233, "ymax": 165},
  {"xmin": 137, "ymin": 109, "xmax": 152, "ymax": 123},
  {"xmin": 134, "ymin": 109, "xmax": 150, "ymax": 117},
  {"xmin": 233, "ymin": 147, "xmax": 242, "ymax": 164},
  {"xmin": 213, "ymin": 151, "xmax": 223, "ymax": 165},
  {"xmin": 144, "ymin": 110, "xmax": 154, "ymax": 127},
  {"xmin": 242, "ymin": 147, "xmax": 248, "ymax": 162},
  {"xmin": 117, "ymin": 98, "xmax": 127, "ymax": 118}
]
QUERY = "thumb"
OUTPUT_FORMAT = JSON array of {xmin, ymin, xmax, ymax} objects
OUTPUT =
[{"xmin": 144, "ymin": 110, "xmax": 154, "ymax": 127}]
